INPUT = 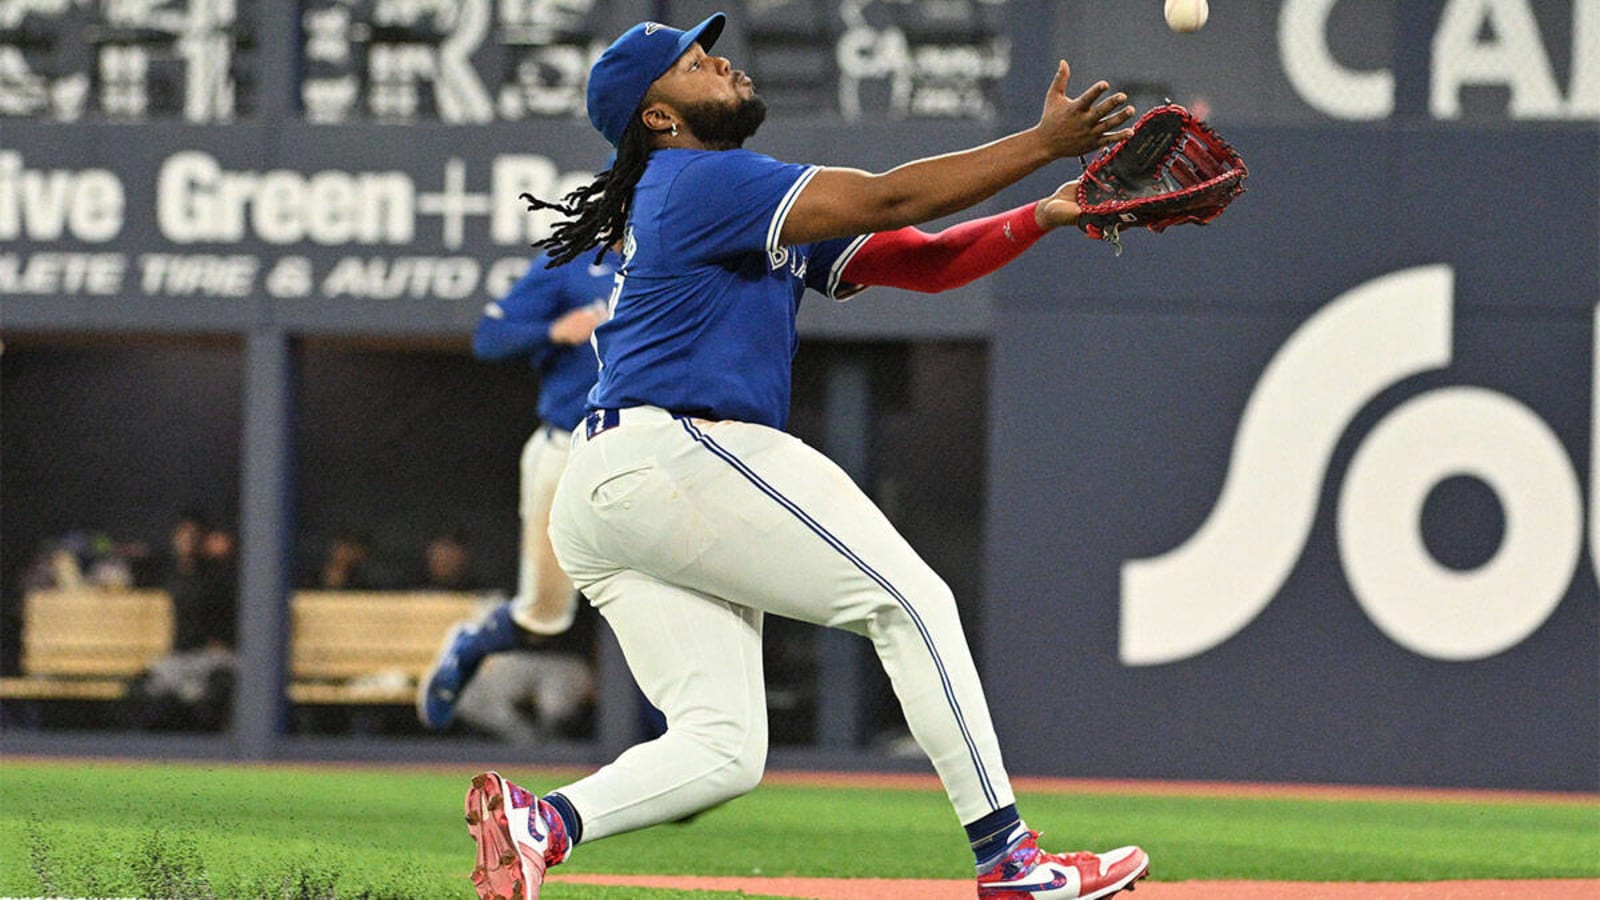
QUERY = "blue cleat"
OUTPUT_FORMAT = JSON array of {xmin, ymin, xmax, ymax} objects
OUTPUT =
[{"xmin": 418, "ymin": 601, "xmax": 521, "ymax": 729}]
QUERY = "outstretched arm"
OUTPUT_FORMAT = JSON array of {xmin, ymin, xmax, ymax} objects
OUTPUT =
[
  {"xmin": 779, "ymin": 62, "xmax": 1132, "ymax": 246},
  {"xmin": 473, "ymin": 260, "xmax": 602, "ymax": 362},
  {"xmin": 838, "ymin": 181, "xmax": 1083, "ymax": 293},
  {"xmin": 476, "ymin": 302, "xmax": 605, "ymax": 361}
]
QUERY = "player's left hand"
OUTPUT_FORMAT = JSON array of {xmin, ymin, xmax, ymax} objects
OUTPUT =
[
  {"xmin": 1034, "ymin": 180, "xmax": 1082, "ymax": 231},
  {"xmin": 1035, "ymin": 61, "xmax": 1136, "ymax": 159}
]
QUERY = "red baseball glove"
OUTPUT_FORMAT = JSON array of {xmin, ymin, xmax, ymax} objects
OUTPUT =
[{"xmin": 1075, "ymin": 103, "xmax": 1248, "ymax": 254}]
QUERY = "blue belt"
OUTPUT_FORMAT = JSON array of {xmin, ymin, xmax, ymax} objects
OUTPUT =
[
  {"xmin": 583, "ymin": 408, "xmax": 621, "ymax": 439},
  {"xmin": 583, "ymin": 407, "xmax": 710, "ymax": 440}
]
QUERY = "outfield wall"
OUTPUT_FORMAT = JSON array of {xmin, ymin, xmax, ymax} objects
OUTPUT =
[{"xmin": 984, "ymin": 125, "xmax": 1598, "ymax": 791}]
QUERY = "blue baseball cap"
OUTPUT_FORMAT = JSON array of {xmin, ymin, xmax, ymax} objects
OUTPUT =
[{"xmin": 586, "ymin": 13, "xmax": 727, "ymax": 147}]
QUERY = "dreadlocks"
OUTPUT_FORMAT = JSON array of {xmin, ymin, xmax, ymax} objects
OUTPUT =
[{"xmin": 520, "ymin": 115, "xmax": 655, "ymax": 268}]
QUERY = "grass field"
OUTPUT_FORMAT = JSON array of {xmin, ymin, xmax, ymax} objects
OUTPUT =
[{"xmin": 1, "ymin": 759, "xmax": 1596, "ymax": 899}]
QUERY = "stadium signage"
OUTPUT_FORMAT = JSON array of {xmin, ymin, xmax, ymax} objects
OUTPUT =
[
  {"xmin": 1120, "ymin": 265, "xmax": 1595, "ymax": 666},
  {"xmin": 0, "ymin": 152, "xmax": 124, "ymax": 242},
  {"xmin": 1280, "ymin": 0, "xmax": 1598, "ymax": 120},
  {"xmin": 0, "ymin": 149, "xmax": 594, "ymax": 300}
]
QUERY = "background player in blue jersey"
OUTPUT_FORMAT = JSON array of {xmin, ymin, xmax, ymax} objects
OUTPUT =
[
  {"xmin": 417, "ymin": 245, "xmax": 620, "ymax": 731},
  {"xmin": 464, "ymin": 13, "xmax": 1149, "ymax": 900}
]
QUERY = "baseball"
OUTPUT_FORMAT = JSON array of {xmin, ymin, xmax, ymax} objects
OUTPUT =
[{"xmin": 1165, "ymin": 0, "xmax": 1209, "ymax": 32}]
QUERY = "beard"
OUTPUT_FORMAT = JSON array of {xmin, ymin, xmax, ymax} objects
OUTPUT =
[{"xmin": 677, "ymin": 93, "xmax": 768, "ymax": 149}]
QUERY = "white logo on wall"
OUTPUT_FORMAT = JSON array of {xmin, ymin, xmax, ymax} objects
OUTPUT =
[
  {"xmin": 154, "ymin": 151, "xmax": 589, "ymax": 247},
  {"xmin": 1120, "ymin": 266, "xmax": 1594, "ymax": 665},
  {"xmin": 834, "ymin": 0, "xmax": 1011, "ymax": 120},
  {"xmin": 300, "ymin": 0, "xmax": 603, "ymax": 123},
  {"xmin": 0, "ymin": 0, "xmax": 239, "ymax": 121},
  {"xmin": 1280, "ymin": 0, "xmax": 1598, "ymax": 120}
]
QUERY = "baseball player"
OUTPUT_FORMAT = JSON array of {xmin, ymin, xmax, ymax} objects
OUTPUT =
[
  {"xmin": 465, "ymin": 13, "xmax": 1150, "ymax": 900},
  {"xmin": 417, "ymin": 244, "xmax": 620, "ymax": 731}
]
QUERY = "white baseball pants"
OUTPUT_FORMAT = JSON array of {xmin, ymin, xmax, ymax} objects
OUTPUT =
[
  {"xmin": 510, "ymin": 425, "xmax": 579, "ymax": 635},
  {"xmin": 548, "ymin": 406, "xmax": 1014, "ymax": 841}
]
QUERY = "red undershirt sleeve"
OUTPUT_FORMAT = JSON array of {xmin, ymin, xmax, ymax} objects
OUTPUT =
[{"xmin": 838, "ymin": 202, "xmax": 1048, "ymax": 294}]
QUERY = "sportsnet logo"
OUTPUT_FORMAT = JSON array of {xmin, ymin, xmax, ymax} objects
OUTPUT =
[{"xmin": 1120, "ymin": 266, "xmax": 1592, "ymax": 665}]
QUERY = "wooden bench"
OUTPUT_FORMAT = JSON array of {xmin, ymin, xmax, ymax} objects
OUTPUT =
[
  {"xmin": 0, "ymin": 588, "xmax": 485, "ymax": 707},
  {"xmin": 0, "ymin": 588, "xmax": 173, "ymax": 700},
  {"xmin": 287, "ymin": 591, "xmax": 485, "ymax": 705}
]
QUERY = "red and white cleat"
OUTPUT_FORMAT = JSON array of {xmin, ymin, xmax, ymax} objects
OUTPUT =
[
  {"xmin": 464, "ymin": 771, "xmax": 570, "ymax": 900},
  {"xmin": 978, "ymin": 831, "xmax": 1149, "ymax": 900}
]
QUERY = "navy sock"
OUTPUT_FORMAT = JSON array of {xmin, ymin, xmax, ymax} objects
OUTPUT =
[
  {"xmin": 543, "ymin": 792, "xmax": 583, "ymax": 846},
  {"xmin": 966, "ymin": 804, "xmax": 1023, "ymax": 869}
]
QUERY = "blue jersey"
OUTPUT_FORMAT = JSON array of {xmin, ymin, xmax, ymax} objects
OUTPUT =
[
  {"xmin": 474, "ymin": 249, "xmax": 621, "ymax": 431},
  {"xmin": 587, "ymin": 148, "xmax": 866, "ymax": 430}
]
